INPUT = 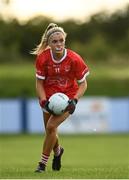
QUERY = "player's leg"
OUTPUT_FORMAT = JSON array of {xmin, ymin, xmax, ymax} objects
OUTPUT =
[
  {"xmin": 43, "ymin": 112, "xmax": 64, "ymax": 171},
  {"xmin": 44, "ymin": 112, "xmax": 69, "ymax": 171},
  {"xmin": 43, "ymin": 111, "xmax": 69, "ymax": 155},
  {"xmin": 43, "ymin": 112, "xmax": 60, "ymax": 156},
  {"xmin": 35, "ymin": 111, "xmax": 69, "ymax": 172},
  {"xmin": 35, "ymin": 112, "xmax": 50, "ymax": 172}
]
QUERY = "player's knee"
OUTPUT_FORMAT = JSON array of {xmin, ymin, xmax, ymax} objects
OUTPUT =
[{"xmin": 46, "ymin": 124, "xmax": 56, "ymax": 134}]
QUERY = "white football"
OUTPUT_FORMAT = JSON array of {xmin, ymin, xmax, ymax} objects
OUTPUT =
[{"xmin": 48, "ymin": 93, "xmax": 69, "ymax": 115}]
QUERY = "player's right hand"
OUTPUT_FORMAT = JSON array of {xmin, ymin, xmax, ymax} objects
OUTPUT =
[{"xmin": 39, "ymin": 100, "xmax": 54, "ymax": 114}]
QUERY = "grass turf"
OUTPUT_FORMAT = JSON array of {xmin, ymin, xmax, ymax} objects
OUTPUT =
[{"xmin": 0, "ymin": 134, "xmax": 129, "ymax": 179}]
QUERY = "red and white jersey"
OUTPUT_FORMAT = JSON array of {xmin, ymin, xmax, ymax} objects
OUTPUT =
[{"xmin": 35, "ymin": 48, "xmax": 89, "ymax": 99}]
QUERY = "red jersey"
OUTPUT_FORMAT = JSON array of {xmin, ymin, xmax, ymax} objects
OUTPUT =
[{"xmin": 35, "ymin": 48, "xmax": 89, "ymax": 99}]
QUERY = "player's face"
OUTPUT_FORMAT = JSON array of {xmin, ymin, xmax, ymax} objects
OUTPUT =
[{"xmin": 48, "ymin": 32, "xmax": 65, "ymax": 55}]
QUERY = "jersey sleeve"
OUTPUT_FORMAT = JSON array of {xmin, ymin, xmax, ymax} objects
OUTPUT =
[
  {"xmin": 73, "ymin": 55, "xmax": 89, "ymax": 83},
  {"xmin": 35, "ymin": 54, "xmax": 46, "ymax": 80}
]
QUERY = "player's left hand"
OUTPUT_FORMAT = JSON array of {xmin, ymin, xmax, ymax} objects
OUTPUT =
[{"xmin": 66, "ymin": 99, "xmax": 78, "ymax": 114}]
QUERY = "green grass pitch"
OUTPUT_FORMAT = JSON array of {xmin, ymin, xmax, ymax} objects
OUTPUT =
[{"xmin": 0, "ymin": 133, "xmax": 129, "ymax": 179}]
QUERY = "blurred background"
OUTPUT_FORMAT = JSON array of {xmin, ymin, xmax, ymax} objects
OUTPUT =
[{"xmin": 0, "ymin": 0, "xmax": 129, "ymax": 134}]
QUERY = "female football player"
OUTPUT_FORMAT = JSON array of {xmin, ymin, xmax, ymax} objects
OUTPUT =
[{"xmin": 31, "ymin": 23, "xmax": 89, "ymax": 172}]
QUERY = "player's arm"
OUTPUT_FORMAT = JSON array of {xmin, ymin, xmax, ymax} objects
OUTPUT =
[
  {"xmin": 35, "ymin": 56, "xmax": 52, "ymax": 113},
  {"xmin": 36, "ymin": 78, "xmax": 46, "ymax": 101},
  {"xmin": 66, "ymin": 55, "xmax": 89, "ymax": 114},
  {"xmin": 66, "ymin": 79, "xmax": 87, "ymax": 114},
  {"xmin": 74, "ymin": 79, "xmax": 87, "ymax": 100},
  {"xmin": 36, "ymin": 78, "xmax": 53, "ymax": 114}
]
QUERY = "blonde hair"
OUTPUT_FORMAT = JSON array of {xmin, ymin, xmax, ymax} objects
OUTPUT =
[{"xmin": 31, "ymin": 23, "xmax": 67, "ymax": 55}]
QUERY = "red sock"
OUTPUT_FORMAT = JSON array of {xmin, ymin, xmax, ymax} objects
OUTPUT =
[
  {"xmin": 53, "ymin": 145, "xmax": 61, "ymax": 156},
  {"xmin": 41, "ymin": 153, "xmax": 50, "ymax": 165}
]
